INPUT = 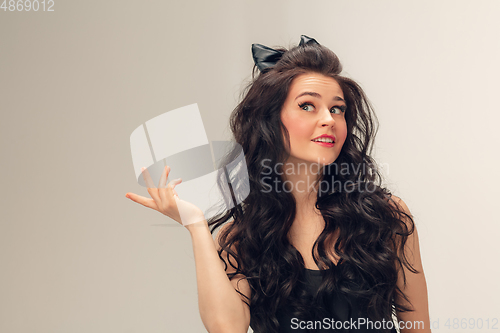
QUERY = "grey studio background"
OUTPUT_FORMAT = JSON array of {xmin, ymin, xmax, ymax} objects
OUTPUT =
[{"xmin": 1, "ymin": 1, "xmax": 499, "ymax": 332}]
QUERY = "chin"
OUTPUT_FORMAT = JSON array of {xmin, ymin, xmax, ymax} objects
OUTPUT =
[
  {"xmin": 317, "ymin": 155, "xmax": 338, "ymax": 165},
  {"xmin": 302, "ymin": 157, "xmax": 337, "ymax": 168}
]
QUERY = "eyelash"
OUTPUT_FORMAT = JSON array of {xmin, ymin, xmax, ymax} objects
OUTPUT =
[{"xmin": 298, "ymin": 102, "xmax": 346, "ymax": 114}]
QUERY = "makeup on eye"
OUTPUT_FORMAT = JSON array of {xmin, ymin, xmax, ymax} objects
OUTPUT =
[{"xmin": 297, "ymin": 101, "xmax": 346, "ymax": 114}]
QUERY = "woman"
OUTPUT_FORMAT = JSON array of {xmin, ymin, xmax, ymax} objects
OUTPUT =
[{"xmin": 126, "ymin": 35, "xmax": 431, "ymax": 333}]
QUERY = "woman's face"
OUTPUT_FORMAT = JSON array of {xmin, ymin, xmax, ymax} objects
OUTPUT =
[{"xmin": 280, "ymin": 72, "xmax": 348, "ymax": 167}]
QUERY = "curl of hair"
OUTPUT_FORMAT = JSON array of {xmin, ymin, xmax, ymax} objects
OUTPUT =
[{"xmin": 207, "ymin": 41, "xmax": 417, "ymax": 333}]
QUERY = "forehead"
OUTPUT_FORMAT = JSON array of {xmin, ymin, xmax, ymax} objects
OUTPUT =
[{"xmin": 288, "ymin": 73, "xmax": 344, "ymax": 98}]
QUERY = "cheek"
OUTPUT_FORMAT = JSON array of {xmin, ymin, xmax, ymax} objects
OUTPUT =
[
  {"xmin": 337, "ymin": 121, "xmax": 348, "ymax": 144},
  {"xmin": 290, "ymin": 124, "xmax": 310, "ymax": 140},
  {"xmin": 282, "ymin": 115, "xmax": 310, "ymax": 141}
]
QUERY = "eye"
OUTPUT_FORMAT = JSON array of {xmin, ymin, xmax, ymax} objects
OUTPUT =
[
  {"xmin": 298, "ymin": 102, "xmax": 347, "ymax": 114},
  {"xmin": 330, "ymin": 105, "xmax": 347, "ymax": 114},
  {"xmin": 298, "ymin": 102, "xmax": 314, "ymax": 112}
]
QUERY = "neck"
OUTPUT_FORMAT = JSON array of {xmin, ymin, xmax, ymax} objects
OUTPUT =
[{"xmin": 281, "ymin": 158, "xmax": 323, "ymax": 216}]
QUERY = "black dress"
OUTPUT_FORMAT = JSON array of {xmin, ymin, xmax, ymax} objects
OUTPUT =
[{"xmin": 272, "ymin": 267, "xmax": 398, "ymax": 333}]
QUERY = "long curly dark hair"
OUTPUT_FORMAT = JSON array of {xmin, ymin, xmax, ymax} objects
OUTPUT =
[{"xmin": 207, "ymin": 40, "xmax": 417, "ymax": 333}]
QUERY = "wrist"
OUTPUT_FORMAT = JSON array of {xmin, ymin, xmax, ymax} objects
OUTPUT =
[{"xmin": 185, "ymin": 219, "xmax": 209, "ymax": 234}]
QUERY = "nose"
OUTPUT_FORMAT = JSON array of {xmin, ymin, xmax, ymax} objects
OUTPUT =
[{"xmin": 319, "ymin": 107, "xmax": 335, "ymax": 128}]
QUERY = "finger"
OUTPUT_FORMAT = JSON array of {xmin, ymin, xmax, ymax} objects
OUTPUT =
[
  {"xmin": 158, "ymin": 165, "xmax": 169, "ymax": 189},
  {"xmin": 159, "ymin": 165, "xmax": 170, "ymax": 202},
  {"xmin": 141, "ymin": 167, "xmax": 156, "ymax": 189},
  {"xmin": 126, "ymin": 192, "xmax": 159, "ymax": 211},
  {"xmin": 142, "ymin": 167, "xmax": 162, "ymax": 207},
  {"xmin": 167, "ymin": 178, "xmax": 182, "ymax": 198}
]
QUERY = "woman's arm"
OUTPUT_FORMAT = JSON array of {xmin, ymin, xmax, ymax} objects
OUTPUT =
[
  {"xmin": 391, "ymin": 196, "xmax": 431, "ymax": 333},
  {"xmin": 126, "ymin": 165, "xmax": 250, "ymax": 332},
  {"xmin": 187, "ymin": 221, "xmax": 251, "ymax": 333}
]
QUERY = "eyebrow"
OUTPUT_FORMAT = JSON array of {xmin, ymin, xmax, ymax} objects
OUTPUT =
[{"xmin": 294, "ymin": 91, "xmax": 346, "ymax": 103}]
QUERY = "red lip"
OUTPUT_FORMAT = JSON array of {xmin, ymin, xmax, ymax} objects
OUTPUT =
[
  {"xmin": 311, "ymin": 134, "xmax": 335, "ymax": 142},
  {"xmin": 313, "ymin": 141, "xmax": 334, "ymax": 147}
]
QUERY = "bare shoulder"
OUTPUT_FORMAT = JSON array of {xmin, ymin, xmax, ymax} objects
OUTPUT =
[
  {"xmin": 388, "ymin": 197, "xmax": 431, "ymax": 331},
  {"xmin": 386, "ymin": 194, "xmax": 418, "ymax": 256},
  {"xmin": 387, "ymin": 194, "xmax": 412, "ymax": 217}
]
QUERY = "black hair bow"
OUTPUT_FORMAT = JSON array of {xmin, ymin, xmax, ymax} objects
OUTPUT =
[{"xmin": 251, "ymin": 35, "xmax": 319, "ymax": 72}]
